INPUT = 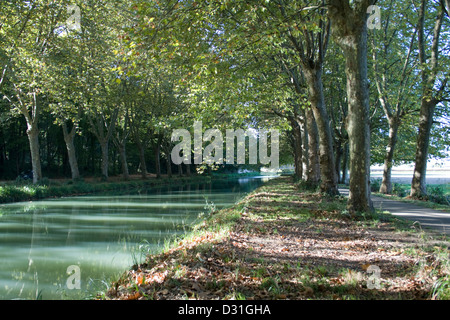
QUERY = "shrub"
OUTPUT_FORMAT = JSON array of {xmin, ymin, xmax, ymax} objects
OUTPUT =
[
  {"xmin": 370, "ymin": 178, "xmax": 381, "ymax": 192},
  {"xmin": 428, "ymin": 186, "xmax": 449, "ymax": 205},
  {"xmin": 37, "ymin": 177, "xmax": 50, "ymax": 186},
  {"xmin": 392, "ymin": 183, "xmax": 407, "ymax": 197},
  {"xmin": 0, "ymin": 186, "xmax": 27, "ymax": 203},
  {"xmin": 297, "ymin": 180, "xmax": 320, "ymax": 192}
]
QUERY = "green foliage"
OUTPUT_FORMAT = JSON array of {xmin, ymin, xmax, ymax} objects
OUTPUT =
[
  {"xmin": 296, "ymin": 180, "xmax": 320, "ymax": 193},
  {"xmin": 432, "ymin": 277, "xmax": 450, "ymax": 300},
  {"xmin": 428, "ymin": 186, "xmax": 450, "ymax": 206},
  {"xmin": 0, "ymin": 0, "xmax": 448, "ymax": 194},
  {"xmin": 370, "ymin": 178, "xmax": 381, "ymax": 192}
]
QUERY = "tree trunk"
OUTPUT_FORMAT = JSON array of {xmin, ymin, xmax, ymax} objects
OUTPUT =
[
  {"xmin": 335, "ymin": 141, "xmax": 343, "ymax": 184},
  {"xmin": 342, "ymin": 142, "xmax": 349, "ymax": 184},
  {"xmin": 136, "ymin": 140, "xmax": 148, "ymax": 179},
  {"xmin": 117, "ymin": 143, "xmax": 129, "ymax": 180},
  {"xmin": 16, "ymin": 91, "xmax": 42, "ymax": 184},
  {"xmin": 289, "ymin": 116, "xmax": 303, "ymax": 179},
  {"xmin": 166, "ymin": 152, "xmax": 172, "ymax": 178},
  {"xmin": 61, "ymin": 121, "xmax": 80, "ymax": 181},
  {"xmin": 328, "ymin": 0, "xmax": 374, "ymax": 213},
  {"xmin": 379, "ymin": 118, "xmax": 399, "ymax": 194},
  {"xmin": 343, "ymin": 36, "xmax": 372, "ymax": 212},
  {"xmin": 113, "ymin": 135, "xmax": 130, "ymax": 181},
  {"xmin": 303, "ymin": 68, "xmax": 338, "ymax": 195},
  {"xmin": 154, "ymin": 143, "xmax": 161, "ymax": 179},
  {"xmin": 300, "ymin": 111, "xmax": 309, "ymax": 181},
  {"xmin": 88, "ymin": 109, "xmax": 118, "ymax": 181},
  {"xmin": 185, "ymin": 163, "xmax": 191, "ymax": 177},
  {"xmin": 410, "ymin": 99, "xmax": 436, "ymax": 197},
  {"xmin": 162, "ymin": 141, "xmax": 173, "ymax": 178},
  {"xmin": 100, "ymin": 141, "xmax": 109, "ymax": 181},
  {"xmin": 305, "ymin": 107, "xmax": 320, "ymax": 184},
  {"xmin": 27, "ymin": 126, "xmax": 42, "ymax": 184},
  {"xmin": 444, "ymin": 0, "xmax": 450, "ymax": 16},
  {"xmin": 410, "ymin": 0, "xmax": 444, "ymax": 198}
]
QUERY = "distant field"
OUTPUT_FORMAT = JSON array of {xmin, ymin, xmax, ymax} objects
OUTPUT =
[
  {"xmin": 371, "ymin": 171, "xmax": 450, "ymax": 187},
  {"xmin": 370, "ymin": 159, "xmax": 450, "ymax": 186},
  {"xmin": 370, "ymin": 163, "xmax": 449, "ymax": 205},
  {"xmin": 371, "ymin": 170, "xmax": 450, "ymax": 186}
]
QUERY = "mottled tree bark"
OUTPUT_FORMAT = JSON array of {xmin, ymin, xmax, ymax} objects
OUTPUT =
[
  {"xmin": 100, "ymin": 141, "xmax": 109, "ymax": 180},
  {"xmin": 27, "ymin": 126, "xmax": 42, "ymax": 184},
  {"xmin": 15, "ymin": 91, "xmax": 42, "ymax": 184},
  {"xmin": 300, "ymin": 113, "xmax": 309, "ymax": 181},
  {"xmin": 277, "ymin": 2, "xmax": 337, "ymax": 195},
  {"xmin": 328, "ymin": 0, "xmax": 375, "ymax": 213},
  {"xmin": 136, "ymin": 140, "xmax": 148, "ymax": 179},
  {"xmin": 305, "ymin": 107, "xmax": 320, "ymax": 184},
  {"xmin": 303, "ymin": 68, "xmax": 339, "ymax": 195},
  {"xmin": 117, "ymin": 142, "xmax": 129, "ymax": 180},
  {"xmin": 289, "ymin": 116, "xmax": 303, "ymax": 179},
  {"xmin": 379, "ymin": 118, "xmax": 399, "ymax": 194},
  {"xmin": 88, "ymin": 108, "xmax": 118, "ymax": 181},
  {"xmin": 342, "ymin": 142, "xmax": 349, "ymax": 184},
  {"xmin": 411, "ymin": 99, "xmax": 438, "ymax": 197},
  {"xmin": 61, "ymin": 121, "xmax": 80, "ymax": 181}
]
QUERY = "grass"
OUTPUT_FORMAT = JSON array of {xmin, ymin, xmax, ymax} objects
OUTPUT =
[
  {"xmin": 370, "ymin": 178, "xmax": 450, "ymax": 210},
  {"xmin": 101, "ymin": 176, "xmax": 450, "ymax": 300}
]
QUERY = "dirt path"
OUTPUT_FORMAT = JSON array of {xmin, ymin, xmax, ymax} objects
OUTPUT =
[
  {"xmin": 103, "ymin": 178, "xmax": 450, "ymax": 300},
  {"xmin": 340, "ymin": 189, "xmax": 450, "ymax": 235}
]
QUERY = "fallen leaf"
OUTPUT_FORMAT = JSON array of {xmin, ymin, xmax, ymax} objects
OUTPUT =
[
  {"xmin": 361, "ymin": 263, "xmax": 371, "ymax": 271},
  {"xmin": 124, "ymin": 291, "xmax": 142, "ymax": 300}
]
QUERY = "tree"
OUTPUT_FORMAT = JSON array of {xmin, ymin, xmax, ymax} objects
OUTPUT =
[
  {"xmin": 80, "ymin": 0, "xmax": 130, "ymax": 181},
  {"xmin": 46, "ymin": 17, "xmax": 85, "ymax": 181},
  {"xmin": 275, "ymin": 0, "xmax": 338, "ymax": 195},
  {"xmin": 113, "ymin": 97, "xmax": 131, "ymax": 181},
  {"xmin": 370, "ymin": 0, "xmax": 420, "ymax": 194},
  {"xmin": 410, "ymin": 0, "xmax": 449, "ymax": 198},
  {"xmin": 0, "ymin": 1, "xmax": 66, "ymax": 184},
  {"xmin": 328, "ymin": 0, "xmax": 377, "ymax": 213},
  {"xmin": 322, "ymin": 42, "xmax": 349, "ymax": 184},
  {"xmin": 201, "ymin": 0, "xmax": 338, "ymax": 193},
  {"xmin": 87, "ymin": 100, "xmax": 119, "ymax": 181}
]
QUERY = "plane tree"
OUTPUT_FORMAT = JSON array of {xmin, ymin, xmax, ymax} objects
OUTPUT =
[
  {"xmin": 410, "ymin": 0, "xmax": 449, "ymax": 198},
  {"xmin": 0, "ymin": 1, "xmax": 68, "ymax": 183},
  {"xmin": 327, "ymin": 0, "xmax": 378, "ymax": 213}
]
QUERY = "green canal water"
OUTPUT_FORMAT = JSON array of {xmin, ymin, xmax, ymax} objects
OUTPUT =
[{"xmin": 0, "ymin": 176, "xmax": 272, "ymax": 300}]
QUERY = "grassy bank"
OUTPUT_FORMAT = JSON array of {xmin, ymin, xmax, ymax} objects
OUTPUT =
[
  {"xmin": 0, "ymin": 173, "xmax": 261, "ymax": 204},
  {"xmin": 100, "ymin": 176, "xmax": 450, "ymax": 300},
  {"xmin": 370, "ymin": 178, "xmax": 450, "ymax": 209}
]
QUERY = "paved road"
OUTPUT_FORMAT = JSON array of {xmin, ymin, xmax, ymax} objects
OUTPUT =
[{"xmin": 339, "ymin": 189, "xmax": 450, "ymax": 236}]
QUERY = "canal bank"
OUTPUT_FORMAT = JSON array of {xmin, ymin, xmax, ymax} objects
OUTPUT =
[
  {"xmin": 103, "ymin": 176, "xmax": 450, "ymax": 301},
  {"xmin": 0, "ymin": 173, "xmax": 270, "ymax": 205}
]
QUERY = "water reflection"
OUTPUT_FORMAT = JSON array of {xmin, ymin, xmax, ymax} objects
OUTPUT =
[{"xmin": 0, "ymin": 176, "xmax": 271, "ymax": 300}]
